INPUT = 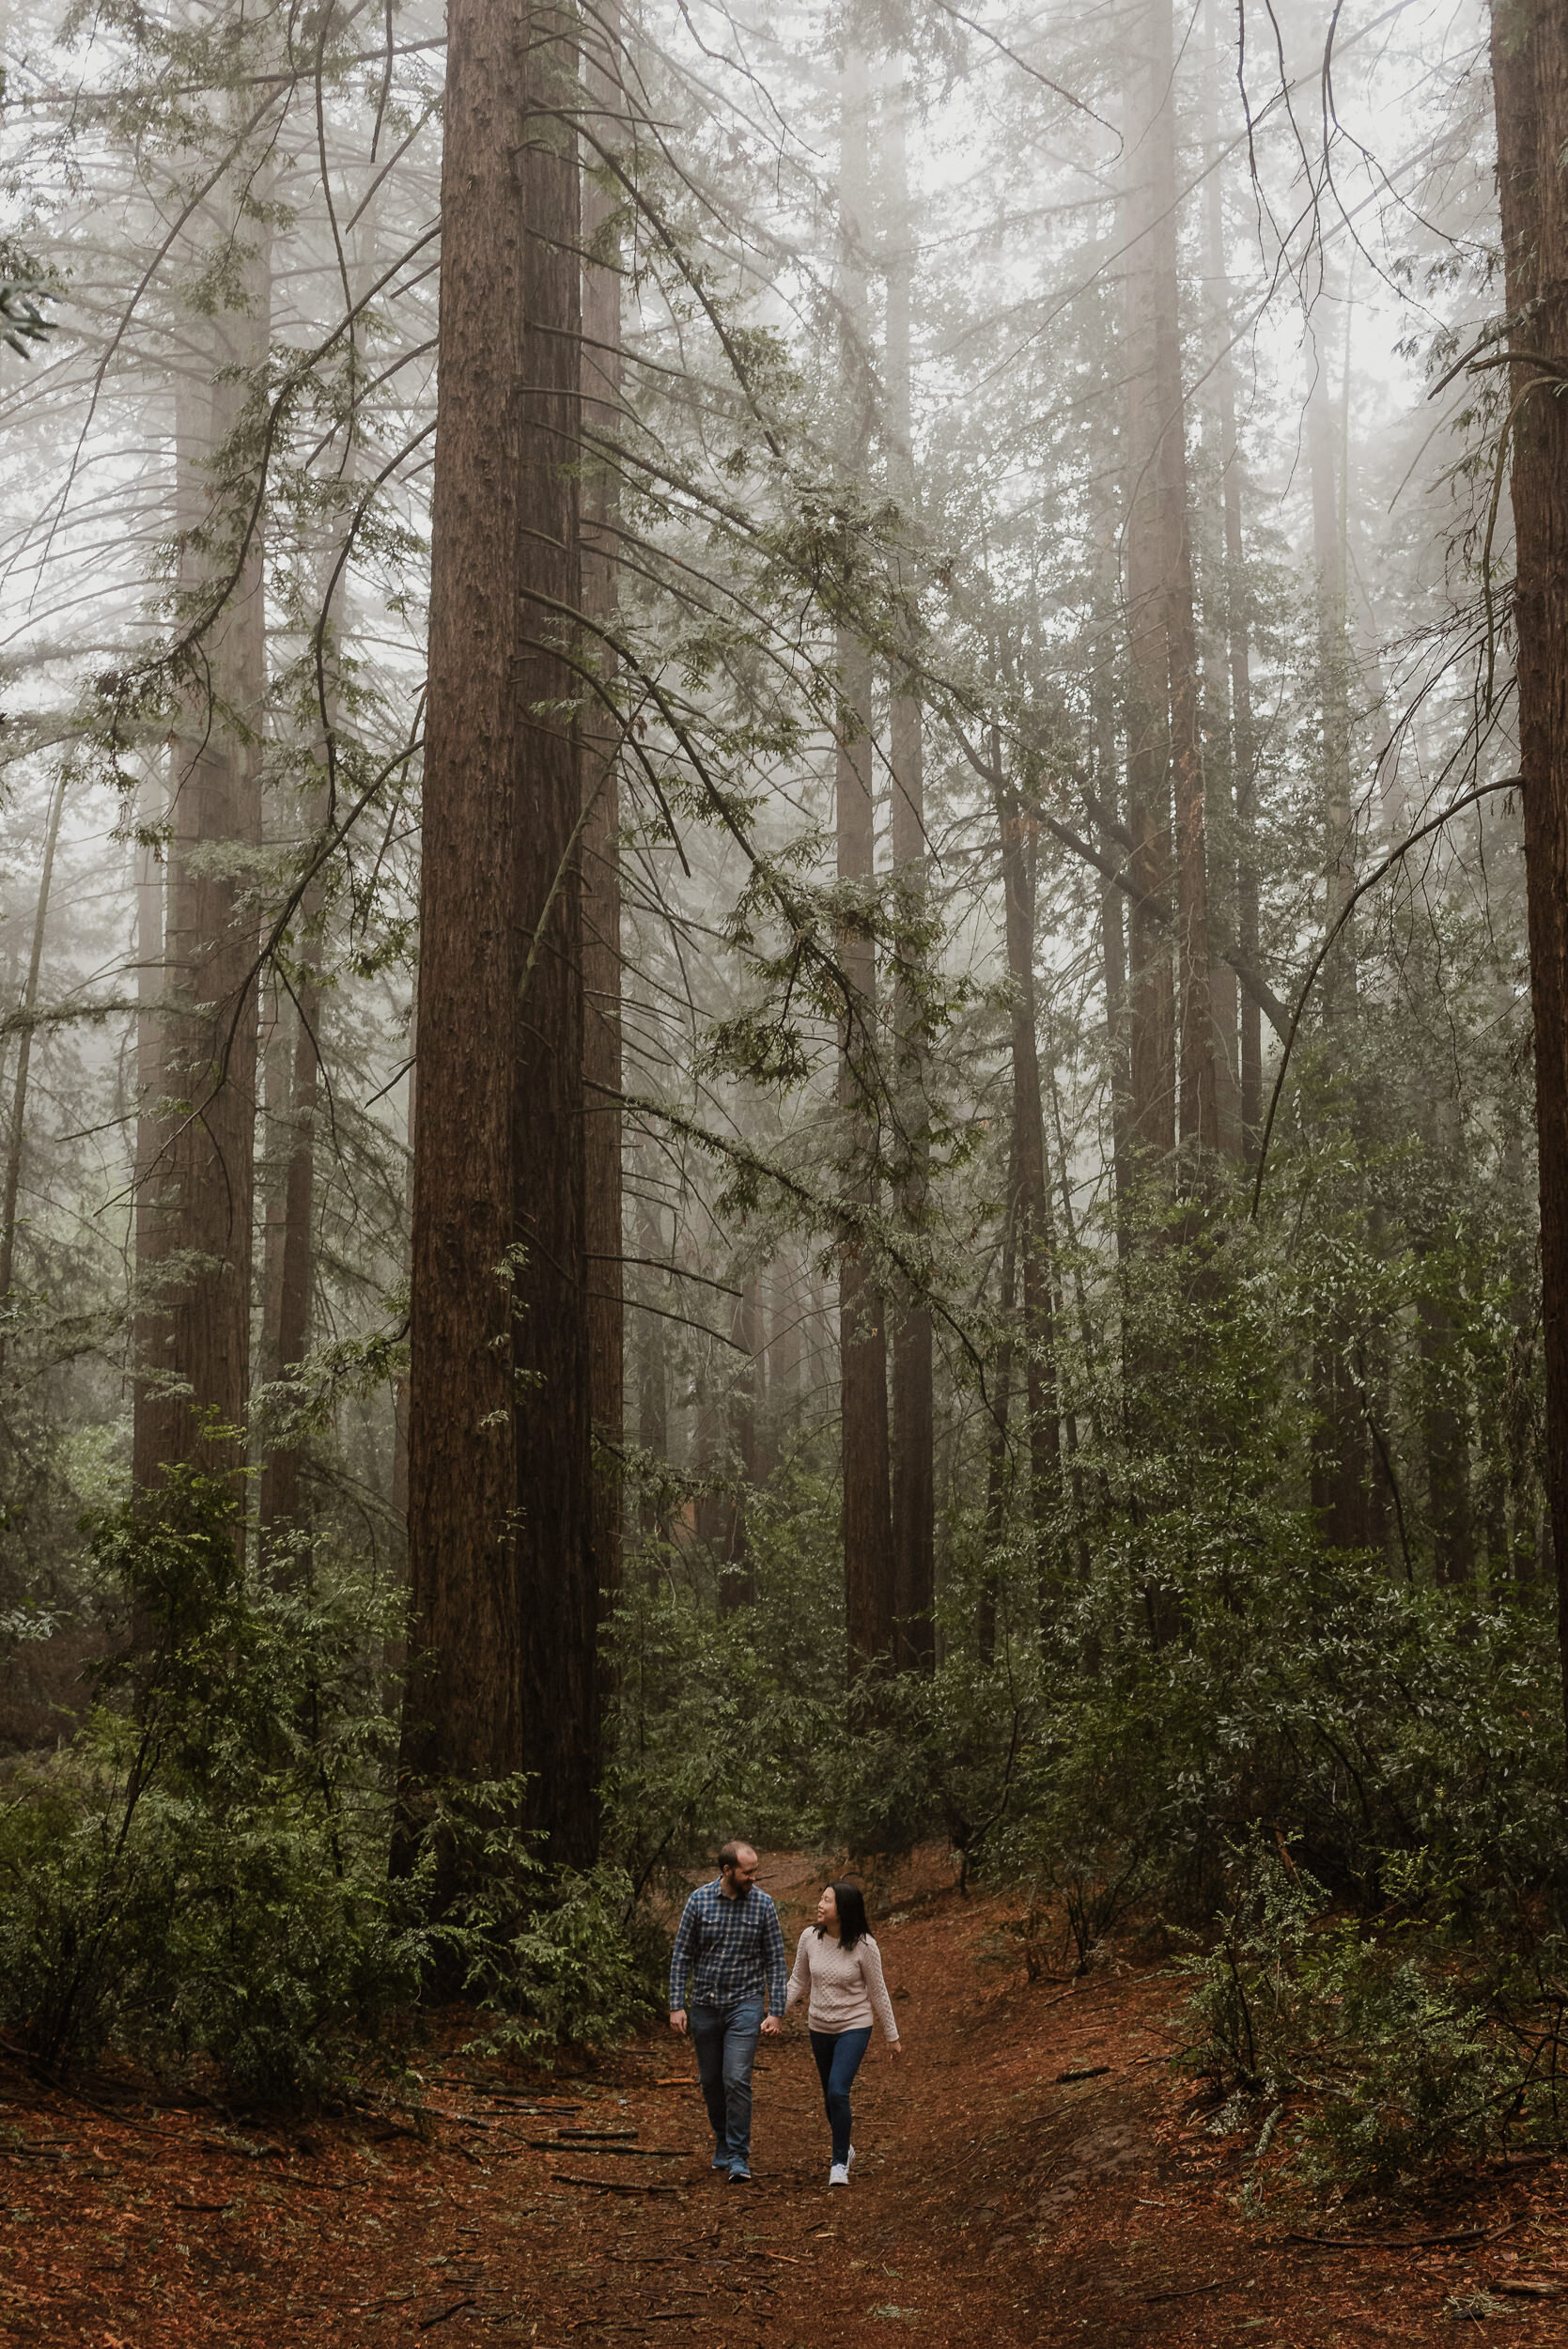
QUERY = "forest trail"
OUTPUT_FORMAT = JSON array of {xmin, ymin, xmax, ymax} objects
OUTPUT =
[{"xmin": 3, "ymin": 1853, "xmax": 1567, "ymax": 2346}]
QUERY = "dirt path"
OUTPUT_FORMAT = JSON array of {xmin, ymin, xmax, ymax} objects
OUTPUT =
[{"xmin": 3, "ymin": 1856, "xmax": 1566, "ymax": 2343}]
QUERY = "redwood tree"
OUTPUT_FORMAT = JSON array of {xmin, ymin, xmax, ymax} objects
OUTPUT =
[
  {"xmin": 132, "ymin": 288, "xmax": 268, "ymax": 1491},
  {"xmin": 837, "ymin": 36, "xmax": 895, "ymax": 1676},
  {"xmin": 1491, "ymin": 0, "xmax": 1568, "ymax": 1750},
  {"xmin": 582, "ymin": 0, "xmax": 625, "ymax": 1634},
  {"xmin": 398, "ymin": 0, "xmax": 597, "ymax": 1867},
  {"xmin": 885, "ymin": 55, "xmax": 934, "ymax": 1671}
]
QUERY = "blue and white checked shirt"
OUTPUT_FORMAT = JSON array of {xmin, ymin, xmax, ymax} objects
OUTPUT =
[{"xmin": 669, "ymin": 1877, "xmax": 787, "ymax": 2015}]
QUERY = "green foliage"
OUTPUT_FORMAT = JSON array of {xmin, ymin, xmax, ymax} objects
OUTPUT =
[
  {"xmin": 1182, "ymin": 1840, "xmax": 1568, "ymax": 2191},
  {"xmin": 0, "ymin": 1468, "xmax": 424, "ymax": 2102},
  {"xmin": 0, "ymin": 1472, "xmax": 661, "ymax": 2096},
  {"xmin": 0, "ymin": 279, "xmax": 54, "ymax": 360}
]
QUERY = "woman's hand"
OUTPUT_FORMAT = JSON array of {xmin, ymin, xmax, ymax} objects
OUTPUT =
[{"xmin": 888, "ymin": 2039, "xmax": 904, "ymax": 2058}]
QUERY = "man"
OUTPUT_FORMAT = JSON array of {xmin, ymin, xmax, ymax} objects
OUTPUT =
[{"xmin": 669, "ymin": 1840, "xmax": 786, "ymax": 2184}]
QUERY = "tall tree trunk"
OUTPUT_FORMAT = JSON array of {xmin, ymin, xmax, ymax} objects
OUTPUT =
[
  {"xmin": 1419, "ymin": 1289, "xmax": 1474, "ymax": 1584},
  {"xmin": 768, "ymin": 1249, "xmax": 801, "ymax": 1401},
  {"xmin": 634, "ymin": 1197, "xmax": 669, "ymax": 1568},
  {"xmin": 131, "ymin": 764, "xmax": 165, "ymax": 1414},
  {"xmin": 582, "ymin": 0, "xmax": 625, "ymax": 1636},
  {"xmin": 1200, "ymin": 0, "xmax": 1262, "ymax": 1154},
  {"xmin": 1308, "ymin": 288, "xmax": 1357, "ymax": 1008},
  {"xmin": 132, "ymin": 266, "xmax": 269, "ymax": 1491},
  {"xmin": 1143, "ymin": 0, "xmax": 1219, "ymax": 1153},
  {"xmin": 979, "ymin": 1210, "xmax": 1018, "ymax": 1664},
  {"xmin": 718, "ymin": 1273, "xmax": 760, "ymax": 1612},
  {"xmin": 1120, "ymin": 31, "xmax": 1176, "ymax": 1161},
  {"xmin": 1092, "ymin": 552, "xmax": 1133, "ymax": 1252},
  {"xmin": 1200, "ymin": 0, "xmax": 1247, "ymax": 1158},
  {"xmin": 0, "ymin": 770, "xmax": 67, "ymax": 1377},
  {"xmin": 996, "ymin": 763, "xmax": 1063, "ymax": 1595},
  {"xmin": 399, "ymin": 0, "xmax": 596, "ymax": 1870},
  {"xmin": 258, "ymin": 705, "xmax": 326, "ymax": 1549},
  {"xmin": 837, "ymin": 38, "xmax": 895, "ymax": 1677},
  {"xmin": 885, "ymin": 56, "xmax": 935, "ymax": 1672},
  {"xmin": 1304, "ymin": 277, "xmax": 1374, "ymax": 1548},
  {"xmin": 1492, "ymin": 0, "xmax": 1568, "ymax": 1746},
  {"xmin": 1224, "ymin": 347, "xmax": 1261, "ymax": 1149},
  {"xmin": 257, "ymin": 918, "xmax": 320, "ymax": 1544}
]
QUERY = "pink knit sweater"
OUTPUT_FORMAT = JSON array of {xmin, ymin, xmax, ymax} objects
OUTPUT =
[{"xmin": 784, "ymin": 1928, "xmax": 901, "ymax": 2040}]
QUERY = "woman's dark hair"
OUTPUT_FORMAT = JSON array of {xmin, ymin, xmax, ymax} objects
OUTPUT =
[{"xmin": 819, "ymin": 1880, "xmax": 869, "ymax": 1952}]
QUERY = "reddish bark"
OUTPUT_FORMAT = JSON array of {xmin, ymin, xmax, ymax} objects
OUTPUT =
[
  {"xmin": 582, "ymin": 2, "xmax": 626, "ymax": 1633},
  {"xmin": 1491, "ymin": 0, "xmax": 1568, "ymax": 1750},
  {"xmin": 837, "ymin": 41, "xmax": 895, "ymax": 1676},
  {"xmin": 885, "ymin": 59, "xmax": 935, "ymax": 1672},
  {"xmin": 399, "ymin": 0, "xmax": 596, "ymax": 1866},
  {"xmin": 132, "ymin": 304, "xmax": 267, "ymax": 1492}
]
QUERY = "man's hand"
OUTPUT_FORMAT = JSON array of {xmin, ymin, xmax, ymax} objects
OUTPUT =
[
  {"xmin": 760, "ymin": 2014, "xmax": 783, "ymax": 2037},
  {"xmin": 669, "ymin": 2009, "xmax": 688, "ymax": 2035}
]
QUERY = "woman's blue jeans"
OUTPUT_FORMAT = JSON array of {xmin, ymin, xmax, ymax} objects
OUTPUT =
[{"xmin": 809, "ymin": 2025, "xmax": 872, "ymax": 2166}]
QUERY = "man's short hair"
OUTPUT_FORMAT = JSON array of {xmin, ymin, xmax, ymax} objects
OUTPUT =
[{"xmin": 718, "ymin": 1839, "xmax": 755, "ymax": 1870}]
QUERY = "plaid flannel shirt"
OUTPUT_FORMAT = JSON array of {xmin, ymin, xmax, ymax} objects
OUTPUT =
[{"xmin": 669, "ymin": 1878, "xmax": 787, "ymax": 2015}]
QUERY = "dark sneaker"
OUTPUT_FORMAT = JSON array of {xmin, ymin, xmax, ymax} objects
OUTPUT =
[{"xmin": 727, "ymin": 2159, "xmax": 752, "ymax": 2184}]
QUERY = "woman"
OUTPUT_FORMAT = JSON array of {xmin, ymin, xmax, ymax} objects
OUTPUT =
[{"xmin": 784, "ymin": 1879, "xmax": 902, "ymax": 2187}]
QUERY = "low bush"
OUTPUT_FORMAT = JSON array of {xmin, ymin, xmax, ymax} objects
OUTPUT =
[
  {"xmin": 0, "ymin": 1469, "xmax": 654, "ymax": 2103},
  {"xmin": 1181, "ymin": 1839, "xmax": 1568, "ymax": 2191},
  {"xmin": 0, "ymin": 1466, "xmax": 426, "ymax": 2100}
]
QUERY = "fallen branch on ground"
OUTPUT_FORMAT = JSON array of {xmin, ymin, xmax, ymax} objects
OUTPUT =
[
  {"xmin": 551, "ymin": 2172, "xmax": 681, "ymax": 2196},
  {"xmin": 1289, "ymin": 2218, "xmax": 1521, "ymax": 2252},
  {"xmin": 1143, "ymin": 2279, "xmax": 1235, "ymax": 2303}
]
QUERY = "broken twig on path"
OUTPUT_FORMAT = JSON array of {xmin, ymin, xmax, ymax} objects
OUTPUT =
[
  {"xmin": 419, "ymin": 2295, "xmax": 478, "ymax": 2328},
  {"xmin": 551, "ymin": 2171, "xmax": 681, "ymax": 2196}
]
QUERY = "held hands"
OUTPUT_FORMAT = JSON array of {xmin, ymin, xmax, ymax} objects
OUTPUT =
[{"xmin": 760, "ymin": 2014, "xmax": 783, "ymax": 2036}]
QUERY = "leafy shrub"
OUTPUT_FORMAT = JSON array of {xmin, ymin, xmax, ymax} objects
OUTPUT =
[
  {"xmin": 1181, "ymin": 1839, "xmax": 1568, "ymax": 2190},
  {"xmin": 0, "ymin": 1467, "xmax": 425, "ymax": 2102}
]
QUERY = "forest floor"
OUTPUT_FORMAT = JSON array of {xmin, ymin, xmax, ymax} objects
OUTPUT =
[{"xmin": 3, "ymin": 1849, "xmax": 1567, "ymax": 2345}]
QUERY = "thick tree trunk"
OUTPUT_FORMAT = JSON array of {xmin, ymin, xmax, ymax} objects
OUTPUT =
[
  {"xmin": 837, "ymin": 39, "xmax": 895, "ymax": 1677},
  {"xmin": 132, "ymin": 285, "xmax": 268, "ymax": 1490},
  {"xmin": 582, "ymin": 0, "xmax": 625, "ymax": 1634},
  {"xmin": 1491, "ymin": 0, "xmax": 1568, "ymax": 1746},
  {"xmin": 885, "ymin": 58, "xmax": 935, "ymax": 1672},
  {"xmin": 399, "ymin": 0, "xmax": 595, "ymax": 1868}
]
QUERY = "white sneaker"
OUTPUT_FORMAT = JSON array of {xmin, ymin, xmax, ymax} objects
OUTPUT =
[
  {"xmin": 828, "ymin": 2161, "xmax": 849, "ymax": 2187},
  {"xmin": 846, "ymin": 2144, "xmax": 857, "ymax": 2167}
]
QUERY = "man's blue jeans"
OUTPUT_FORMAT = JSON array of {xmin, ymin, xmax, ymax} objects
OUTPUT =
[
  {"xmin": 690, "ymin": 1997, "xmax": 764, "ymax": 2168},
  {"xmin": 809, "ymin": 2025, "xmax": 872, "ymax": 2167}
]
